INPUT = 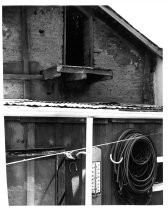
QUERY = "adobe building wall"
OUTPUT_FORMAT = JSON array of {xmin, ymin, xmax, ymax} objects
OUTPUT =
[
  {"xmin": 3, "ymin": 6, "xmax": 155, "ymax": 104},
  {"xmin": 62, "ymin": 17, "xmax": 154, "ymax": 104},
  {"xmin": 93, "ymin": 18, "xmax": 145, "ymax": 104},
  {"xmin": 3, "ymin": 6, "xmax": 63, "ymax": 100},
  {"xmin": 153, "ymin": 56, "xmax": 163, "ymax": 106},
  {"xmin": 27, "ymin": 6, "xmax": 63, "ymax": 71}
]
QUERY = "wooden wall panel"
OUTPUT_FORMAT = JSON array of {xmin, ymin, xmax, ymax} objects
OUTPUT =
[
  {"xmin": 5, "ymin": 121, "xmax": 27, "ymax": 205},
  {"xmin": 149, "ymin": 191, "xmax": 163, "ymax": 205},
  {"xmin": 7, "ymin": 162, "xmax": 27, "ymax": 205},
  {"xmin": 93, "ymin": 120, "xmax": 163, "ymax": 205},
  {"xmin": 5, "ymin": 121, "xmax": 26, "ymax": 150},
  {"xmin": 34, "ymin": 158, "xmax": 56, "ymax": 205},
  {"xmin": 5, "ymin": 118, "xmax": 162, "ymax": 205},
  {"xmin": 35, "ymin": 123, "xmax": 55, "ymax": 148},
  {"xmin": 35, "ymin": 122, "xmax": 86, "ymax": 205}
]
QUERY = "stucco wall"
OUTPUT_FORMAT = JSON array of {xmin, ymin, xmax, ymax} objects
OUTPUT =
[
  {"xmin": 63, "ymin": 18, "xmax": 145, "ymax": 104},
  {"xmin": 27, "ymin": 6, "xmax": 63, "ymax": 71},
  {"xmin": 153, "ymin": 56, "xmax": 163, "ymax": 106},
  {"xmin": 3, "ymin": 6, "xmax": 63, "ymax": 100},
  {"xmin": 3, "ymin": 6, "xmax": 156, "ymax": 105},
  {"xmin": 3, "ymin": 7, "xmax": 22, "ymax": 63}
]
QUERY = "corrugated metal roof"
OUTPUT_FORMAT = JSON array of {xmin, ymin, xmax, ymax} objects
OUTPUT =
[{"xmin": 4, "ymin": 99, "xmax": 163, "ymax": 112}]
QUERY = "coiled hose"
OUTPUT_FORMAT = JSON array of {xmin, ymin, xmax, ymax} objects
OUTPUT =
[{"xmin": 110, "ymin": 129, "xmax": 157, "ymax": 205}]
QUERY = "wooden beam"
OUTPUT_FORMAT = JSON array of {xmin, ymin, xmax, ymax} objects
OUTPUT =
[
  {"xmin": 63, "ymin": 6, "xmax": 66, "ymax": 65},
  {"xmin": 64, "ymin": 73, "xmax": 87, "ymax": 82},
  {"xmin": 4, "ymin": 74, "xmax": 43, "ymax": 80},
  {"xmin": 20, "ymin": 7, "xmax": 30, "ymax": 98},
  {"xmin": 57, "ymin": 65, "xmax": 113, "ymax": 76},
  {"xmin": 143, "ymin": 51, "xmax": 154, "ymax": 104},
  {"xmin": 42, "ymin": 67, "xmax": 61, "ymax": 80},
  {"xmin": 89, "ymin": 16, "xmax": 94, "ymax": 67},
  {"xmin": 27, "ymin": 123, "xmax": 35, "ymax": 205},
  {"xmin": 4, "ymin": 105, "xmax": 163, "ymax": 119},
  {"xmin": 42, "ymin": 65, "xmax": 113, "ymax": 81},
  {"xmin": 5, "ymin": 117, "xmax": 108, "ymax": 124},
  {"xmin": 3, "ymin": 61, "xmax": 40, "ymax": 74},
  {"xmin": 76, "ymin": 6, "xmax": 92, "ymax": 18}
]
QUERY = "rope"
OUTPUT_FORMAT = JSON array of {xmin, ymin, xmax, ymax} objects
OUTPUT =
[
  {"xmin": 110, "ymin": 129, "xmax": 157, "ymax": 205},
  {"xmin": 6, "ymin": 131, "xmax": 161, "ymax": 166}
]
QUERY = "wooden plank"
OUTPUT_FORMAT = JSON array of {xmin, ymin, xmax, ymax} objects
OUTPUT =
[
  {"xmin": 5, "ymin": 121, "xmax": 27, "ymax": 205},
  {"xmin": 27, "ymin": 123, "xmax": 35, "ymax": 205},
  {"xmin": 42, "ymin": 65, "xmax": 113, "ymax": 80},
  {"xmin": 4, "ymin": 74, "xmax": 43, "ymax": 80},
  {"xmin": 20, "ymin": 7, "xmax": 30, "ymax": 98},
  {"xmin": 109, "ymin": 119, "xmax": 162, "ymax": 124},
  {"xmin": 5, "ymin": 117, "xmax": 108, "ymax": 124},
  {"xmin": 57, "ymin": 155, "xmax": 65, "ymax": 205},
  {"xmin": 99, "ymin": 6, "xmax": 162, "ymax": 57},
  {"xmin": 76, "ymin": 6, "xmax": 92, "ymax": 18},
  {"xmin": 63, "ymin": 6, "xmax": 66, "ymax": 65},
  {"xmin": 88, "ymin": 16, "xmax": 94, "ymax": 67},
  {"xmin": 21, "ymin": 7, "xmax": 29, "ymax": 74},
  {"xmin": 4, "ymin": 105, "xmax": 163, "ymax": 119},
  {"xmin": 64, "ymin": 73, "xmax": 87, "ymax": 81},
  {"xmin": 3, "ymin": 61, "xmax": 40, "ymax": 74},
  {"xmin": 149, "ymin": 191, "xmax": 163, "ymax": 205},
  {"xmin": 43, "ymin": 67, "xmax": 61, "ymax": 80},
  {"xmin": 57, "ymin": 65, "xmax": 113, "ymax": 76},
  {"xmin": 143, "ymin": 52, "xmax": 150, "ymax": 103}
]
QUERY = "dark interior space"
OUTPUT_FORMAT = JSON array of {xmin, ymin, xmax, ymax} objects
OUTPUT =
[{"xmin": 65, "ymin": 7, "xmax": 87, "ymax": 66}]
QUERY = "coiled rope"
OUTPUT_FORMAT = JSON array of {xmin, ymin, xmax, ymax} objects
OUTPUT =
[{"xmin": 110, "ymin": 129, "xmax": 157, "ymax": 205}]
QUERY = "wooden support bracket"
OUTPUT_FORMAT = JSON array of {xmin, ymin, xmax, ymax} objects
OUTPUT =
[{"xmin": 42, "ymin": 65, "xmax": 113, "ymax": 81}]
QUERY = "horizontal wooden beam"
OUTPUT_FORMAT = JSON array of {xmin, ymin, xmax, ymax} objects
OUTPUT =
[
  {"xmin": 4, "ymin": 74, "xmax": 43, "ymax": 80},
  {"xmin": 42, "ymin": 65, "xmax": 113, "ymax": 80},
  {"xmin": 5, "ymin": 116, "xmax": 108, "ymax": 124},
  {"xmin": 65, "ymin": 73, "xmax": 87, "ymax": 82},
  {"xmin": 3, "ymin": 61, "xmax": 39, "ymax": 74},
  {"xmin": 3, "ymin": 105, "xmax": 163, "ymax": 119},
  {"xmin": 57, "ymin": 65, "xmax": 113, "ymax": 76}
]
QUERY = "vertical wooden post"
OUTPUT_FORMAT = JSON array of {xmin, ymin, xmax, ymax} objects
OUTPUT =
[
  {"xmin": 143, "ymin": 51, "xmax": 154, "ymax": 104},
  {"xmin": 63, "ymin": 6, "xmax": 66, "ymax": 65},
  {"xmin": 21, "ymin": 7, "xmax": 30, "ymax": 99},
  {"xmin": 27, "ymin": 123, "xmax": 35, "ymax": 205},
  {"xmin": 89, "ymin": 16, "xmax": 94, "ymax": 67},
  {"xmin": 85, "ymin": 117, "xmax": 93, "ymax": 206}
]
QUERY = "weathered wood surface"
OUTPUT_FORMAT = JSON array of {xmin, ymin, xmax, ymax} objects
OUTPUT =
[
  {"xmin": 4, "ymin": 74, "xmax": 43, "ymax": 80},
  {"xmin": 5, "ymin": 118, "xmax": 162, "ymax": 205}
]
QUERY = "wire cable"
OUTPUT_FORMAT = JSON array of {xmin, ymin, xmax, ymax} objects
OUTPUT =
[
  {"xmin": 6, "ymin": 131, "xmax": 161, "ymax": 166},
  {"xmin": 110, "ymin": 129, "xmax": 157, "ymax": 205}
]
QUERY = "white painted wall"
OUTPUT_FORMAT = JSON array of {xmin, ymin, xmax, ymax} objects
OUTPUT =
[{"xmin": 154, "ymin": 57, "xmax": 163, "ymax": 106}]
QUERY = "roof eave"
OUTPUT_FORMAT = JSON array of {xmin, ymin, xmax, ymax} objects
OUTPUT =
[{"xmin": 99, "ymin": 6, "xmax": 163, "ymax": 58}]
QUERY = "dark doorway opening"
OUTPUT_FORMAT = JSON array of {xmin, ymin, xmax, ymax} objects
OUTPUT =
[{"xmin": 65, "ymin": 7, "xmax": 91, "ymax": 67}]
